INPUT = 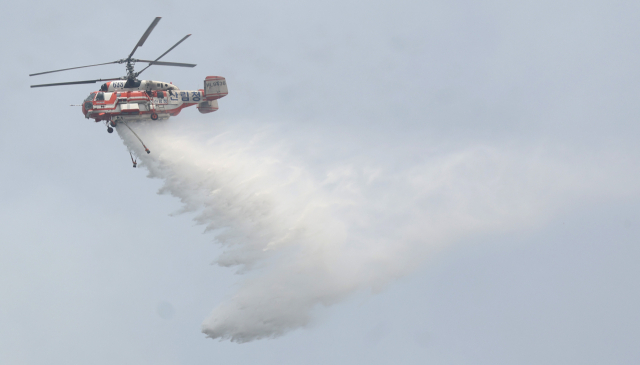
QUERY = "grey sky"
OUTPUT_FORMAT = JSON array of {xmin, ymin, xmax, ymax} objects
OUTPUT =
[{"xmin": 1, "ymin": 0, "xmax": 640, "ymax": 364}]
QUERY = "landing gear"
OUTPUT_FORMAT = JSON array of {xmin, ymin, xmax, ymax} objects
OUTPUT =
[
  {"xmin": 106, "ymin": 118, "xmax": 120, "ymax": 133},
  {"xmin": 150, "ymin": 113, "xmax": 159, "ymax": 120}
]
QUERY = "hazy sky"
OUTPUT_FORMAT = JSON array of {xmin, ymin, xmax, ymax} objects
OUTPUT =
[{"xmin": 2, "ymin": 0, "xmax": 640, "ymax": 364}]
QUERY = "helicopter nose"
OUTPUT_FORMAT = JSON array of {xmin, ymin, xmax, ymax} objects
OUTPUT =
[{"xmin": 82, "ymin": 101, "xmax": 93, "ymax": 116}]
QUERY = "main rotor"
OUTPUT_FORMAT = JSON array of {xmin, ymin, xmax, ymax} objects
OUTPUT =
[{"xmin": 29, "ymin": 17, "xmax": 196, "ymax": 88}]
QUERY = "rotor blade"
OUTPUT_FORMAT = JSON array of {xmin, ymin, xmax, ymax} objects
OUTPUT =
[
  {"xmin": 29, "ymin": 61, "xmax": 121, "ymax": 77},
  {"xmin": 135, "ymin": 34, "xmax": 192, "ymax": 76},
  {"xmin": 30, "ymin": 77, "xmax": 123, "ymax": 88},
  {"xmin": 151, "ymin": 34, "xmax": 191, "ymax": 62},
  {"xmin": 135, "ymin": 60, "xmax": 196, "ymax": 67},
  {"xmin": 128, "ymin": 17, "xmax": 162, "ymax": 59}
]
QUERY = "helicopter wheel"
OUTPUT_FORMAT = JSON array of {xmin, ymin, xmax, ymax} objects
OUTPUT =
[
  {"xmin": 150, "ymin": 113, "xmax": 159, "ymax": 120},
  {"xmin": 110, "ymin": 120, "xmax": 117, "ymax": 127},
  {"xmin": 107, "ymin": 127, "xmax": 114, "ymax": 133}
]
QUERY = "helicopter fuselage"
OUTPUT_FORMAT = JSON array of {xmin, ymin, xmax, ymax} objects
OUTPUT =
[{"xmin": 83, "ymin": 76, "xmax": 227, "ymax": 122}]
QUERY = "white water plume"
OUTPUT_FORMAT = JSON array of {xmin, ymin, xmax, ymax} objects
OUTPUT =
[{"xmin": 118, "ymin": 118, "xmax": 639, "ymax": 343}]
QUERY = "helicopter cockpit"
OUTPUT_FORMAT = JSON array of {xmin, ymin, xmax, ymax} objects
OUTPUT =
[{"xmin": 82, "ymin": 92, "xmax": 96, "ymax": 115}]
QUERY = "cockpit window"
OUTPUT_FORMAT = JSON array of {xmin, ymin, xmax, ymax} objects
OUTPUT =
[
  {"xmin": 95, "ymin": 92, "xmax": 105, "ymax": 101},
  {"xmin": 85, "ymin": 92, "xmax": 96, "ymax": 101}
]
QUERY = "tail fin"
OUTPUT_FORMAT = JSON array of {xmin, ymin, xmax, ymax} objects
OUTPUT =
[
  {"xmin": 197, "ymin": 99, "xmax": 219, "ymax": 114},
  {"xmin": 204, "ymin": 76, "xmax": 228, "ymax": 101}
]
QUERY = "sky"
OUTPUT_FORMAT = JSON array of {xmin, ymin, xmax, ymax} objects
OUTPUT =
[{"xmin": 1, "ymin": 0, "xmax": 640, "ymax": 364}]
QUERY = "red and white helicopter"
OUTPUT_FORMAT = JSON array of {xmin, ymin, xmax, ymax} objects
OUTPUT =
[{"xmin": 29, "ymin": 17, "xmax": 228, "ymax": 160}]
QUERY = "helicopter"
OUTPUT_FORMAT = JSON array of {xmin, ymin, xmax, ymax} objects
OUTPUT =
[{"xmin": 29, "ymin": 17, "xmax": 228, "ymax": 156}]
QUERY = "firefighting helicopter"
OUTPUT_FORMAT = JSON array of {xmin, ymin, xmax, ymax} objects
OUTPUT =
[{"xmin": 29, "ymin": 17, "xmax": 228, "ymax": 162}]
